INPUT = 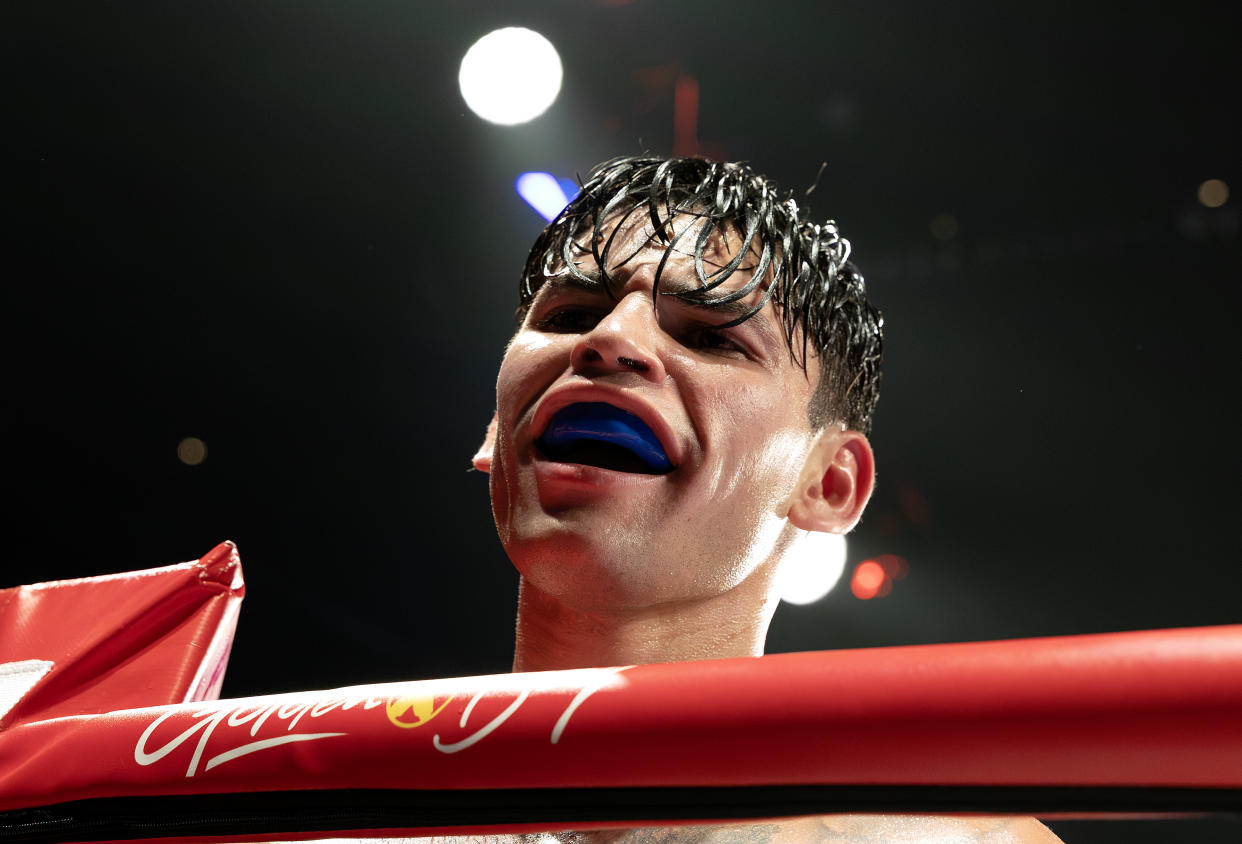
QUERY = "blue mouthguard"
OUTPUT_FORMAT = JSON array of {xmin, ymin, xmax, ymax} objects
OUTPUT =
[{"xmin": 539, "ymin": 402, "xmax": 673, "ymax": 473}]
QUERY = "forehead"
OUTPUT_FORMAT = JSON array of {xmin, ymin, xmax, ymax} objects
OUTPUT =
[
  {"xmin": 525, "ymin": 205, "xmax": 774, "ymax": 320},
  {"xmin": 528, "ymin": 208, "xmax": 783, "ymax": 337},
  {"xmin": 530, "ymin": 204, "xmax": 822, "ymax": 387},
  {"xmin": 578, "ymin": 205, "xmax": 756, "ymax": 280}
]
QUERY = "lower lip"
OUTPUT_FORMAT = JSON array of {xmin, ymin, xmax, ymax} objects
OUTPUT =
[{"xmin": 532, "ymin": 455, "xmax": 671, "ymax": 489}]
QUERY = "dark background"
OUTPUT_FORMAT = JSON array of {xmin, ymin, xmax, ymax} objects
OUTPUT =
[{"xmin": 7, "ymin": 3, "xmax": 1240, "ymax": 841}]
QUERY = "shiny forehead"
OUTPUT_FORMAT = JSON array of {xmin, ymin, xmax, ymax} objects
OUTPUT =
[
  {"xmin": 523, "ymin": 177, "xmax": 803, "ymax": 334},
  {"xmin": 531, "ymin": 211, "xmax": 779, "ymax": 328}
]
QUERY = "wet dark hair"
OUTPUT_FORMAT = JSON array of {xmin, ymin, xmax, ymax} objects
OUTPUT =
[{"xmin": 518, "ymin": 155, "xmax": 883, "ymax": 434}]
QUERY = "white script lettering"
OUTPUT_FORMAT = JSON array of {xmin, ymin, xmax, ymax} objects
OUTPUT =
[{"xmin": 134, "ymin": 694, "xmax": 386, "ymax": 777}]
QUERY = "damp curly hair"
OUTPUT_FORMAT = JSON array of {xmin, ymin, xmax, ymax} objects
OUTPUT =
[{"xmin": 518, "ymin": 155, "xmax": 883, "ymax": 435}]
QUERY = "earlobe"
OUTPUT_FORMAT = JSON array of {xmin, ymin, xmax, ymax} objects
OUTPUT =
[
  {"xmin": 472, "ymin": 413, "xmax": 498, "ymax": 473},
  {"xmin": 787, "ymin": 430, "xmax": 875, "ymax": 534}
]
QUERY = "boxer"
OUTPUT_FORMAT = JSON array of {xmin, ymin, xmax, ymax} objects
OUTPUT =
[{"xmin": 471, "ymin": 156, "xmax": 1060, "ymax": 843}]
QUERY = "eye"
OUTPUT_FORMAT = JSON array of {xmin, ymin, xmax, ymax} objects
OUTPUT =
[
  {"xmin": 686, "ymin": 326, "xmax": 746, "ymax": 356},
  {"xmin": 533, "ymin": 307, "xmax": 604, "ymax": 333}
]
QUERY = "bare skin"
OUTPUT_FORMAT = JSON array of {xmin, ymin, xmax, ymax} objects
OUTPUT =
[
  {"xmin": 471, "ymin": 213, "xmax": 1063, "ymax": 843},
  {"xmin": 407, "ymin": 815, "xmax": 1062, "ymax": 843},
  {"xmin": 477, "ymin": 214, "xmax": 870, "ymax": 673}
]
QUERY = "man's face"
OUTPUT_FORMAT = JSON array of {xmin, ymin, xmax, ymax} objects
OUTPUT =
[{"xmin": 488, "ymin": 212, "xmax": 824, "ymax": 613}]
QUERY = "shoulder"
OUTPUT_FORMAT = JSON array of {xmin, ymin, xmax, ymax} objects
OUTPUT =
[
  {"xmin": 376, "ymin": 818, "xmax": 1063, "ymax": 844},
  {"xmin": 772, "ymin": 815, "xmax": 1064, "ymax": 843}
]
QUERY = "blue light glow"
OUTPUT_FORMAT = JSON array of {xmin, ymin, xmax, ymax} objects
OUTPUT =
[{"xmin": 516, "ymin": 172, "xmax": 574, "ymax": 222}]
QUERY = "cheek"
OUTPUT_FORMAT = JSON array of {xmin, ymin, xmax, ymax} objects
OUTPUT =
[
  {"xmin": 721, "ymin": 432, "xmax": 811, "ymax": 581},
  {"xmin": 667, "ymin": 428, "xmax": 808, "ymax": 594},
  {"xmin": 491, "ymin": 333, "xmax": 564, "ymax": 542},
  {"xmin": 496, "ymin": 333, "xmax": 559, "ymax": 415},
  {"xmin": 734, "ymin": 430, "xmax": 813, "ymax": 518},
  {"xmin": 488, "ymin": 446, "xmax": 513, "ymax": 544},
  {"xmin": 758, "ymin": 430, "xmax": 812, "ymax": 488},
  {"xmin": 699, "ymin": 376, "xmax": 811, "ymax": 483}
]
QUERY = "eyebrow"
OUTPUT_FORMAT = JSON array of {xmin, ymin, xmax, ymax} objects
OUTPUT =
[{"xmin": 536, "ymin": 266, "xmax": 782, "ymax": 350}]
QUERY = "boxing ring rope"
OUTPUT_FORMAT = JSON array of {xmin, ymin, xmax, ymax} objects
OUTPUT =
[{"xmin": 1, "ymin": 546, "xmax": 1239, "ymax": 842}]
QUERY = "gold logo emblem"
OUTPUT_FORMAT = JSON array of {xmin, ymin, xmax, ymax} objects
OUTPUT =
[{"xmin": 386, "ymin": 695, "xmax": 452, "ymax": 729}]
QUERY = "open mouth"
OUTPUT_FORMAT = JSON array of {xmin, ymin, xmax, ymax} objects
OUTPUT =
[{"xmin": 537, "ymin": 402, "xmax": 673, "ymax": 475}]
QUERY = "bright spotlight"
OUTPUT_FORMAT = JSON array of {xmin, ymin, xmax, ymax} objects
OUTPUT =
[
  {"xmin": 778, "ymin": 533, "xmax": 847, "ymax": 605},
  {"xmin": 516, "ymin": 172, "xmax": 575, "ymax": 221},
  {"xmin": 459, "ymin": 28, "xmax": 562, "ymax": 126}
]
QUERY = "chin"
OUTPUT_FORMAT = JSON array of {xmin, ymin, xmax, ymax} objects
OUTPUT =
[{"xmin": 507, "ymin": 524, "xmax": 751, "ymax": 615}]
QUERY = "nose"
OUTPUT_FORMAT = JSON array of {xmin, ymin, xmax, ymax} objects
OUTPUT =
[{"xmin": 570, "ymin": 291, "xmax": 666, "ymax": 383}]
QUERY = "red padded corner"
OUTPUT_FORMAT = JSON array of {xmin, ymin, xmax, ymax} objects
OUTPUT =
[
  {"xmin": 196, "ymin": 540, "xmax": 245, "ymax": 595},
  {"xmin": 0, "ymin": 544, "xmax": 245, "ymax": 729}
]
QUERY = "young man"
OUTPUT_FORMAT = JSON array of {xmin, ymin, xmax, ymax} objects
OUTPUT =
[{"xmin": 472, "ymin": 156, "xmax": 1060, "ymax": 843}]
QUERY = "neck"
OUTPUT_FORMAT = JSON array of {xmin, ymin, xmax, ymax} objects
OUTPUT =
[{"xmin": 510, "ymin": 572, "xmax": 781, "ymax": 673}]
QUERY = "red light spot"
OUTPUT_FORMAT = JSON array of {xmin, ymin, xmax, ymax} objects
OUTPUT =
[
  {"xmin": 673, "ymin": 75, "xmax": 700, "ymax": 156},
  {"xmin": 877, "ymin": 554, "xmax": 909, "ymax": 581},
  {"xmin": 899, "ymin": 483, "xmax": 931, "ymax": 525},
  {"xmin": 851, "ymin": 560, "xmax": 886, "ymax": 600}
]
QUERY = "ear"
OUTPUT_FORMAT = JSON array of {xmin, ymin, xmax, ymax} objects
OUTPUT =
[
  {"xmin": 471, "ymin": 413, "xmax": 498, "ymax": 473},
  {"xmin": 786, "ymin": 429, "xmax": 875, "ymax": 534}
]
